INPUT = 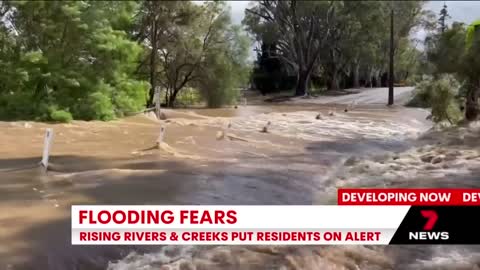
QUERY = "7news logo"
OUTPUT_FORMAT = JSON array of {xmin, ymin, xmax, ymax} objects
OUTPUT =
[{"xmin": 408, "ymin": 210, "xmax": 450, "ymax": 240}]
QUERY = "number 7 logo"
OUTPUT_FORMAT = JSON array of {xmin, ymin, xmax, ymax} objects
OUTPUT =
[{"xmin": 421, "ymin": 210, "xmax": 438, "ymax": 231}]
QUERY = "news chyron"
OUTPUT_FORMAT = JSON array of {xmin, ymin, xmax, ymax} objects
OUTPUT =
[
  {"xmin": 72, "ymin": 189, "xmax": 480, "ymax": 246},
  {"xmin": 340, "ymin": 188, "xmax": 480, "ymax": 245}
]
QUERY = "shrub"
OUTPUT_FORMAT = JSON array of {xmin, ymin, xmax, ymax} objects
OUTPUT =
[
  {"xmin": 113, "ymin": 79, "xmax": 149, "ymax": 116},
  {"xmin": 50, "ymin": 109, "xmax": 73, "ymax": 123},
  {"xmin": 407, "ymin": 74, "xmax": 463, "ymax": 124},
  {"xmin": 406, "ymin": 75, "xmax": 435, "ymax": 108},
  {"xmin": 405, "ymin": 75, "xmax": 423, "ymax": 86},
  {"xmin": 430, "ymin": 76, "xmax": 463, "ymax": 124},
  {"xmin": 86, "ymin": 92, "xmax": 115, "ymax": 121},
  {"xmin": 74, "ymin": 85, "xmax": 116, "ymax": 121},
  {"xmin": 174, "ymin": 87, "xmax": 203, "ymax": 107}
]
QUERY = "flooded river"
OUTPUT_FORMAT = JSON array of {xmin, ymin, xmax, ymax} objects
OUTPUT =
[{"xmin": 1, "ymin": 95, "xmax": 480, "ymax": 270}]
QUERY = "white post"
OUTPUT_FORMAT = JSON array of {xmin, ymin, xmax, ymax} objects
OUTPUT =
[{"xmin": 41, "ymin": 128, "xmax": 54, "ymax": 170}]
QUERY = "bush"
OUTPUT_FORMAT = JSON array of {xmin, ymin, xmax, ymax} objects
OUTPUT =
[
  {"xmin": 86, "ymin": 92, "xmax": 116, "ymax": 121},
  {"xmin": 75, "ymin": 84, "xmax": 116, "ymax": 121},
  {"xmin": 405, "ymin": 75, "xmax": 423, "ymax": 86},
  {"xmin": 0, "ymin": 92, "xmax": 36, "ymax": 120},
  {"xmin": 50, "ymin": 109, "xmax": 73, "ymax": 123},
  {"xmin": 430, "ymin": 77, "xmax": 463, "ymax": 124},
  {"xmin": 407, "ymin": 74, "xmax": 463, "ymax": 124},
  {"xmin": 406, "ymin": 75, "xmax": 434, "ymax": 108},
  {"xmin": 113, "ymin": 79, "xmax": 149, "ymax": 116},
  {"xmin": 173, "ymin": 87, "xmax": 202, "ymax": 107}
]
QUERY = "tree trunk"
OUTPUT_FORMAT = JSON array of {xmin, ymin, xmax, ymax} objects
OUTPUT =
[
  {"xmin": 370, "ymin": 69, "xmax": 377, "ymax": 88},
  {"xmin": 295, "ymin": 69, "xmax": 310, "ymax": 96},
  {"xmin": 388, "ymin": 8, "xmax": 394, "ymax": 105},
  {"xmin": 329, "ymin": 69, "xmax": 340, "ymax": 91},
  {"xmin": 366, "ymin": 67, "xmax": 372, "ymax": 88},
  {"xmin": 352, "ymin": 63, "xmax": 360, "ymax": 88},
  {"xmin": 147, "ymin": 19, "xmax": 158, "ymax": 107},
  {"xmin": 164, "ymin": 88, "xmax": 170, "ymax": 107},
  {"xmin": 166, "ymin": 89, "xmax": 180, "ymax": 108},
  {"xmin": 374, "ymin": 71, "xmax": 382, "ymax": 88},
  {"xmin": 465, "ymin": 81, "xmax": 480, "ymax": 121}
]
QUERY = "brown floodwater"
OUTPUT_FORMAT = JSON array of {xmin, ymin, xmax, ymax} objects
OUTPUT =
[{"xmin": 1, "ymin": 102, "xmax": 477, "ymax": 270}]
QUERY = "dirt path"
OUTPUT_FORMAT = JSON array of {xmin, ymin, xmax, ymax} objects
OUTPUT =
[{"xmin": 289, "ymin": 87, "xmax": 416, "ymax": 106}]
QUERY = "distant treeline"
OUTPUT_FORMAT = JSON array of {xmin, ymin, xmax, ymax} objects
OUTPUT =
[
  {"xmin": 251, "ymin": 42, "xmax": 391, "ymax": 95},
  {"xmin": 243, "ymin": 1, "xmax": 426, "ymax": 95}
]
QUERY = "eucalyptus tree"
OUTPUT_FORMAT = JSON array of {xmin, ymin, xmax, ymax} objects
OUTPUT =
[
  {"xmin": 244, "ymin": 1, "xmax": 427, "ymax": 93},
  {"xmin": 244, "ymin": 0, "xmax": 336, "ymax": 96},
  {"xmin": 135, "ymin": 1, "xmax": 249, "ymax": 107}
]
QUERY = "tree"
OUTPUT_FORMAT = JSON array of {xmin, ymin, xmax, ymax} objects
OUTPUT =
[
  {"xmin": 463, "ymin": 21, "xmax": 480, "ymax": 120},
  {"xmin": 136, "ymin": 1, "xmax": 244, "ymax": 107},
  {"xmin": 0, "ymin": 1, "xmax": 148, "ymax": 121},
  {"xmin": 195, "ymin": 25, "xmax": 251, "ymax": 107},
  {"xmin": 134, "ymin": 1, "xmax": 194, "ymax": 107},
  {"xmin": 394, "ymin": 38, "xmax": 422, "ymax": 82},
  {"xmin": 244, "ymin": 1, "xmax": 427, "ymax": 94},
  {"xmin": 426, "ymin": 20, "xmax": 480, "ymax": 121},
  {"xmin": 438, "ymin": 2, "xmax": 450, "ymax": 33},
  {"xmin": 244, "ymin": 1, "xmax": 336, "ymax": 96},
  {"xmin": 426, "ymin": 22, "xmax": 466, "ymax": 75}
]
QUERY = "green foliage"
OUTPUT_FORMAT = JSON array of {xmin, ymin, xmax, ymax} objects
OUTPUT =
[
  {"xmin": 135, "ymin": 1, "xmax": 251, "ymax": 108},
  {"xmin": 198, "ymin": 54, "xmax": 241, "ymax": 108},
  {"xmin": 195, "ymin": 24, "xmax": 251, "ymax": 108},
  {"xmin": 244, "ymin": 1, "xmax": 428, "ymax": 92},
  {"xmin": 425, "ymin": 18, "xmax": 480, "ymax": 121},
  {"xmin": 407, "ymin": 75, "xmax": 462, "ymax": 124},
  {"xmin": 426, "ymin": 22, "xmax": 467, "ymax": 75},
  {"xmin": 466, "ymin": 20, "xmax": 480, "ymax": 48},
  {"xmin": 170, "ymin": 88, "xmax": 203, "ymax": 107},
  {"xmin": 406, "ymin": 76, "xmax": 434, "ymax": 108},
  {"xmin": 431, "ymin": 83, "xmax": 462, "ymax": 125},
  {"xmin": 83, "ymin": 91, "xmax": 116, "ymax": 121},
  {"xmin": 50, "ymin": 109, "xmax": 73, "ymax": 123},
  {"xmin": 112, "ymin": 79, "xmax": 150, "ymax": 116},
  {"xmin": 0, "ymin": 1, "xmax": 148, "ymax": 121},
  {"xmin": 405, "ymin": 74, "xmax": 424, "ymax": 86}
]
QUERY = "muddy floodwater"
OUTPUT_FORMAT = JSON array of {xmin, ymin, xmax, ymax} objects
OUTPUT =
[{"xmin": 1, "ymin": 94, "xmax": 480, "ymax": 270}]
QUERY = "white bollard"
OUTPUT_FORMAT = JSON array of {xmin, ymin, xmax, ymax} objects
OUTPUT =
[{"xmin": 41, "ymin": 128, "xmax": 54, "ymax": 169}]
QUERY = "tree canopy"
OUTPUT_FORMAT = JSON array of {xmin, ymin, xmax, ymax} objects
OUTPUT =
[
  {"xmin": 244, "ymin": 0, "xmax": 429, "ymax": 95},
  {"xmin": 0, "ymin": 1, "xmax": 149, "ymax": 121},
  {"xmin": 134, "ymin": 1, "xmax": 251, "ymax": 108},
  {"xmin": 0, "ymin": 0, "xmax": 251, "ymax": 121}
]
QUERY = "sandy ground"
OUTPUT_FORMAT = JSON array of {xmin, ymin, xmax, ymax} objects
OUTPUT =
[{"xmin": 1, "ymin": 87, "xmax": 479, "ymax": 270}]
